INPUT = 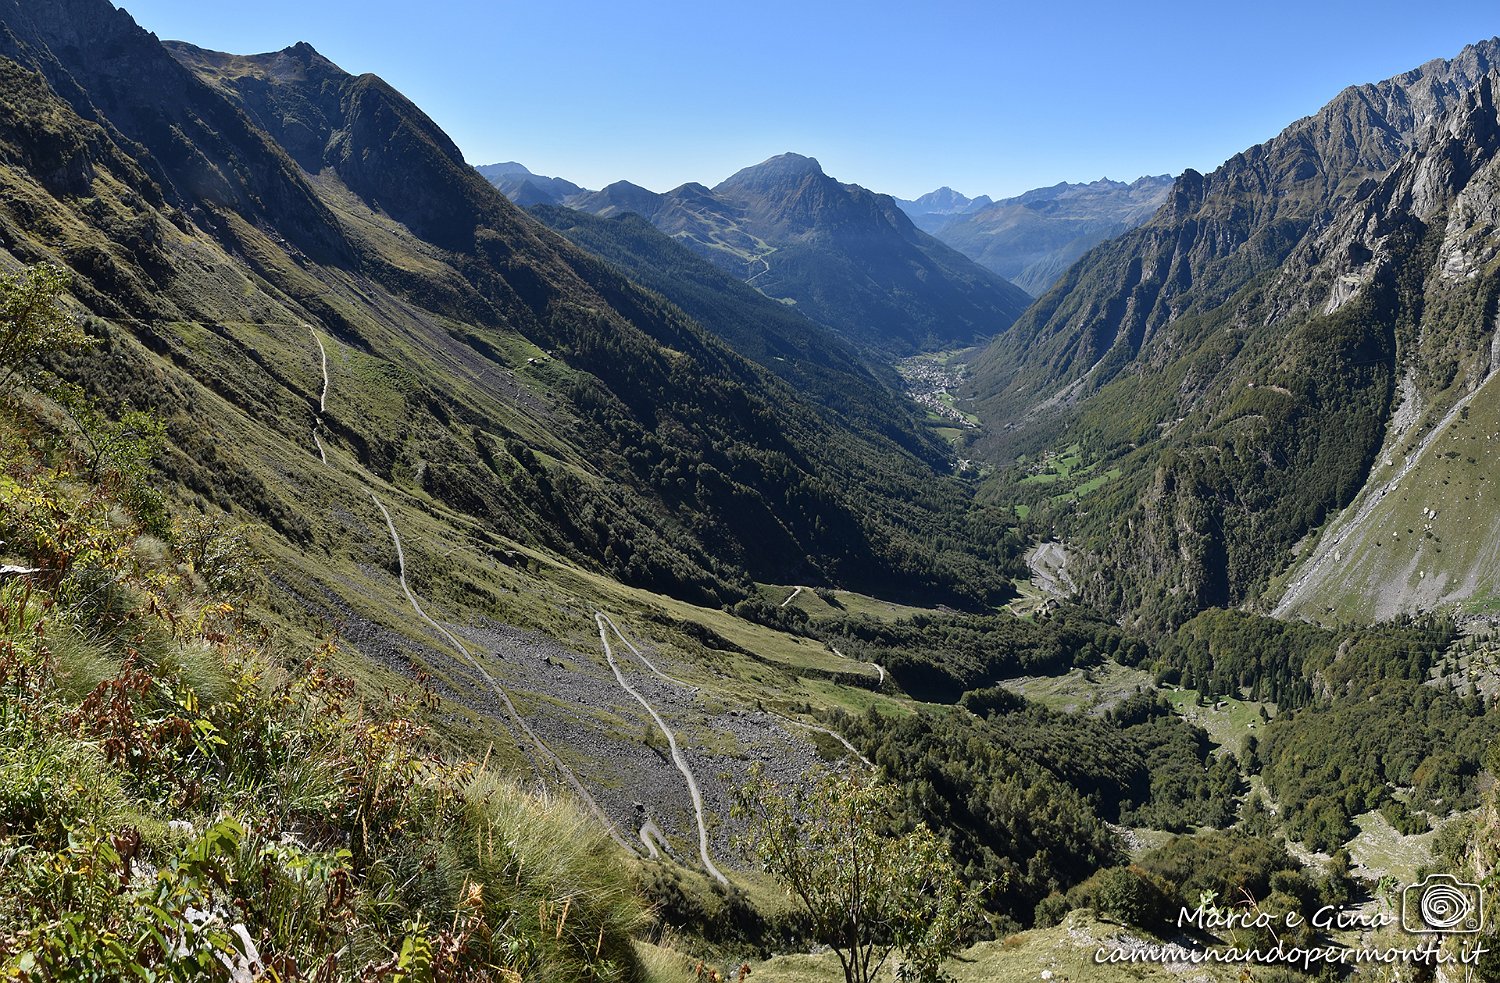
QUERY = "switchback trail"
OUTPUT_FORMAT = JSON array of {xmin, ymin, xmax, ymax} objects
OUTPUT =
[
  {"xmin": 774, "ymin": 716, "xmax": 872, "ymax": 768},
  {"xmin": 601, "ymin": 614, "xmax": 871, "ymax": 767},
  {"xmin": 308, "ymin": 325, "xmax": 329, "ymax": 413},
  {"xmin": 603, "ymin": 608, "xmax": 873, "ymax": 768},
  {"xmin": 830, "ymin": 644, "xmax": 885, "ymax": 687},
  {"xmin": 306, "ymin": 326, "xmax": 330, "ymax": 465},
  {"xmin": 639, "ymin": 818, "xmax": 674, "ymax": 862},
  {"xmin": 372, "ymin": 495, "xmax": 638, "ymax": 856},
  {"xmin": 597, "ymin": 612, "xmax": 699, "ymax": 692},
  {"xmin": 595, "ymin": 612, "xmax": 727, "ymax": 885},
  {"xmin": 301, "ymin": 324, "xmax": 635, "ymax": 853}
]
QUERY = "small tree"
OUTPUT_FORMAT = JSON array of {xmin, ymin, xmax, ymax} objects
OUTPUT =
[
  {"xmin": 77, "ymin": 404, "xmax": 166, "ymax": 486},
  {"xmin": 734, "ymin": 765, "xmax": 978, "ymax": 983},
  {"xmin": 0, "ymin": 264, "xmax": 90, "ymax": 389}
]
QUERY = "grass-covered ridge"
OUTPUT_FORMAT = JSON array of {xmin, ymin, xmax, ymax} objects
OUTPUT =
[{"xmin": 0, "ymin": 392, "xmax": 653, "ymax": 980}]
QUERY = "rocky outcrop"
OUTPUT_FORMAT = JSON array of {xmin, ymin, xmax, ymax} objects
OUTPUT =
[{"xmin": 971, "ymin": 38, "xmax": 1500, "ymax": 429}]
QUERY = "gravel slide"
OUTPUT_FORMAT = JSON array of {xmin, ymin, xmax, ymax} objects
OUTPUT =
[
  {"xmin": 596, "ymin": 612, "xmax": 727, "ymax": 885},
  {"xmin": 371, "ymin": 494, "xmax": 638, "ymax": 856}
]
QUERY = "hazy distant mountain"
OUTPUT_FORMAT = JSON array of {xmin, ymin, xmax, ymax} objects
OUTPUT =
[
  {"xmin": 475, "ymin": 161, "xmax": 587, "ymax": 206},
  {"xmin": 567, "ymin": 153, "xmax": 1033, "ymax": 355},
  {"xmin": 911, "ymin": 177, "xmax": 1174, "ymax": 296},
  {"xmin": 895, "ymin": 187, "xmax": 993, "ymax": 231}
]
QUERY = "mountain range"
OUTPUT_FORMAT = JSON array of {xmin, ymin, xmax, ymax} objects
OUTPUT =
[
  {"xmin": 0, "ymin": 0, "xmax": 1024, "ymax": 661},
  {"xmin": 475, "ymin": 160, "xmax": 585, "ymax": 207},
  {"xmin": 7, "ymin": 0, "xmax": 1495, "ymax": 675},
  {"xmin": 478, "ymin": 153, "xmax": 1034, "ymax": 354},
  {"xmin": 0, "ymin": 1, "xmax": 1069, "ymax": 927},
  {"xmin": 892, "ymin": 186, "xmax": 994, "ymax": 226},
  {"xmin": 903, "ymin": 176, "xmax": 1175, "ymax": 296},
  {"xmin": 8, "ymin": 1, "xmax": 1500, "ymax": 974},
  {"xmin": 487, "ymin": 165, "xmax": 1173, "ymax": 311},
  {"xmin": 964, "ymin": 38, "xmax": 1500, "ymax": 627}
]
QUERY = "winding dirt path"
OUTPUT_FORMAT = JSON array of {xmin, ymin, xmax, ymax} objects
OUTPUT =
[
  {"xmin": 306, "ymin": 327, "xmax": 331, "ymax": 465},
  {"xmin": 639, "ymin": 818, "xmax": 674, "ymax": 861},
  {"xmin": 596, "ymin": 612, "xmax": 727, "ymax": 885},
  {"xmin": 779, "ymin": 585, "xmax": 804, "ymax": 608},
  {"xmin": 369, "ymin": 497, "xmax": 534, "ymax": 767},
  {"xmin": 308, "ymin": 326, "xmax": 329, "ymax": 414},
  {"xmin": 830, "ymin": 644, "xmax": 885, "ymax": 687},
  {"xmin": 298, "ymin": 322, "xmax": 638, "ymax": 853},
  {"xmin": 746, "ymin": 256, "xmax": 771, "ymax": 284},
  {"xmin": 373, "ymin": 496, "xmax": 638, "ymax": 855},
  {"xmin": 774, "ymin": 716, "xmax": 872, "ymax": 767},
  {"xmin": 597, "ymin": 612, "xmax": 699, "ymax": 691},
  {"xmin": 599, "ymin": 610, "xmax": 870, "ymax": 847}
]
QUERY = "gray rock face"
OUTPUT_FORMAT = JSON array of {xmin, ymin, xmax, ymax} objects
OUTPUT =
[
  {"xmin": 973, "ymin": 37, "xmax": 1500, "ymax": 422},
  {"xmin": 964, "ymin": 41, "xmax": 1500, "ymax": 624}
]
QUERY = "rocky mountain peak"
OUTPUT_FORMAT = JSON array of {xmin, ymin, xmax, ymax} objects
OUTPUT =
[
  {"xmin": 715, "ymin": 152, "xmax": 827, "ymax": 197},
  {"xmin": 476, "ymin": 161, "xmax": 533, "ymax": 179},
  {"xmin": 1167, "ymin": 168, "xmax": 1205, "ymax": 217},
  {"xmin": 908, "ymin": 186, "xmax": 974, "ymax": 212}
]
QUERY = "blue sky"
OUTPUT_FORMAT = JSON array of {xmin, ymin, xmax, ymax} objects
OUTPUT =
[{"xmin": 118, "ymin": 0, "xmax": 1499, "ymax": 200}]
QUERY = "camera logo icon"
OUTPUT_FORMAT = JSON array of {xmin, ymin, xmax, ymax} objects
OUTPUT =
[{"xmin": 1401, "ymin": 874, "xmax": 1484, "ymax": 934}]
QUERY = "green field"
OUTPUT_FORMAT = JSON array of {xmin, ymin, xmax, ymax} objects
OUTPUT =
[
  {"xmin": 1014, "ymin": 444, "xmax": 1122, "ymax": 511},
  {"xmin": 1002, "ymin": 661, "xmax": 1155, "ymax": 714},
  {"xmin": 1161, "ymin": 687, "xmax": 1275, "ymax": 753},
  {"xmin": 1020, "ymin": 443, "xmax": 1086, "ymax": 484}
]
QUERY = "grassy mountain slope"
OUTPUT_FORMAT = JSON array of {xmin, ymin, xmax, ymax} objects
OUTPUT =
[
  {"xmin": 527, "ymin": 203, "xmax": 945, "ymax": 463},
  {"xmin": 0, "ymin": 0, "xmax": 1033, "ymax": 885},
  {"xmin": 1, "ymin": 2, "xmax": 1014, "ymax": 610},
  {"xmin": 170, "ymin": 39, "xmax": 1016, "ymax": 602},
  {"xmin": 0, "ymin": 389, "xmax": 653, "ymax": 980}
]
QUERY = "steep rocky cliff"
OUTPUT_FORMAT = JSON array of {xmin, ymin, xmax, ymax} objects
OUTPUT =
[{"xmin": 965, "ymin": 42, "xmax": 1500, "ymax": 626}]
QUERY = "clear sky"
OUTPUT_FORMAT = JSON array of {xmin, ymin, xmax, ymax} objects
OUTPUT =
[{"xmin": 115, "ymin": 0, "xmax": 1499, "ymax": 200}]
